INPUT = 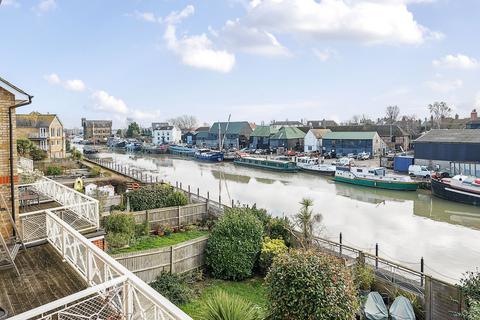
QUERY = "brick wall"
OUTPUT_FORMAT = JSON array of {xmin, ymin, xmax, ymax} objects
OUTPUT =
[
  {"xmin": 91, "ymin": 237, "xmax": 106, "ymax": 251},
  {"xmin": 0, "ymin": 86, "xmax": 20, "ymax": 239}
]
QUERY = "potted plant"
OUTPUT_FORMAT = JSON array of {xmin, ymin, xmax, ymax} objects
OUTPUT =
[
  {"xmin": 164, "ymin": 225, "xmax": 174, "ymax": 236},
  {"xmin": 153, "ymin": 224, "xmax": 165, "ymax": 236}
]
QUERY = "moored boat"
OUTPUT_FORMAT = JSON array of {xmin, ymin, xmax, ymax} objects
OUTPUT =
[
  {"xmin": 334, "ymin": 166, "xmax": 418, "ymax": 191},
  {"xmin": 234, "ymin": 156, "xmax": 298, "ymax": 172},
  {"xmin": 296, "ymin": 157, "xmax": 336, "ymax": 176},
  {"xmin": 168, "ymin": 145, "xmax": 196, "ymax": 156},
  {"xmin": 194, "ymin": 149, "xmax": 224, "ymax": 162},
  {"xmin": 431, "ymin": 175, "xmax": 480, "ymax": 206}
]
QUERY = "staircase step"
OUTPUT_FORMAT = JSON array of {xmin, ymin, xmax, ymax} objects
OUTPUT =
[{"xmin": 10, "ymin": 244, "xmax": 21, "ymax": 260}]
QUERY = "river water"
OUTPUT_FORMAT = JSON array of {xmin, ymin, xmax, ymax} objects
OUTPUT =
[{"xmin": 92, "ymin": 149, "xmax": 480, "ymax": 283}]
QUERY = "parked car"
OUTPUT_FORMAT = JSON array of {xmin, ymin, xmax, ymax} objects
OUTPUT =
[
  {"xmin": 357, "ymin": 152, "xmax": 371, "ymax": 160},
  {"xmin": 408, "ymin": 165, "xmax": 431, "ymax": 178}
]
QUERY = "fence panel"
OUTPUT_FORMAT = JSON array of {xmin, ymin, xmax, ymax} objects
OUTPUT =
[{"xmin": 130, "ymin": 203, "xmax": 208, "ymax": 230}]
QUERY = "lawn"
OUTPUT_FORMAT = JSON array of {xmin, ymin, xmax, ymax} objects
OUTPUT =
[
  {"xmin": 110, "ymin": 230, "xmax": 209, "ymax": 254},
  {"xmin": 181, "ymin": 277, "xmax": 267, "ymax": 319}
]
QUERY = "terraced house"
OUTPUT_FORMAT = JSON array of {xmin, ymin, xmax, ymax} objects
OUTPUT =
[{"xmin": 16, "ymin": 111, "xmax": 66, "ymax": 158}]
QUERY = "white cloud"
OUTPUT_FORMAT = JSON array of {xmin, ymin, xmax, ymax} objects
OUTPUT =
[
  {"xmin": 163, "ymin": 6, "xmax": 236, "ymax": 73},
  {"xmin": 242, "ymin": 0, "xmax": 439, "ymax": 45},
  {"xmin": 219, "ymin": 19, "xmax": 290, "ymax": 57},
  {"xmin": 33, "ymin": 0, "xmax": 56, "ymax": 14},
  {"xmin": 44, "ymin": 73, "xmax": 87, "ymax": 92},
  {"xmin": 131, "ymin": 11, "xmax": 158, "ymax": 23},
  {"xmin": 433, "ymin": 54, "xmax": 479, "ymax": 70},
  {"xmin": 2, "ymin": 0, "xmax": 20, "ymax": 7},
  {"xmin": 313, "ymin": 48, "xmax": 336, "ymax": 62},
  {"xmin": 425, "ymin": 79, "xmax": 463, "ymax": 93},
  {"xmin": 91, "ymin": 90, "xmax": 129, "ymax": 114},
  {"xmin": 64, "ymin": 79, "xmax": 86, "ymax": 92},
  {"xmin": 44, "ymin": 73, "xmax": 61, "ymax": 85}
]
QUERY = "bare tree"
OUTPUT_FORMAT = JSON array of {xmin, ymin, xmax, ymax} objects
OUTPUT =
[
  {"xmin": 167, "ymin": 115, "xmax": 198, "ymax": 131},
  {"xmin": 428, "ymin": 102, "xmax": 451, "ymax": 129},
  {"xmin": 385, "ymin": 105, "xmax": 400, "ymax": 124}
]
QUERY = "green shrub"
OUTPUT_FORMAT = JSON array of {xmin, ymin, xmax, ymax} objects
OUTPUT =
[
  {"xmin": 106, "ymin": 232, "xmax": 131, "ymax": 249},
  {"xmin": 259, "ymin": 237, "xmax": 287, "ymax": 275},
  {"xmin": 30, "ymin": 148, "xmax": 47, "ymax": 161},
  {"xmin": 103, "ymin": 213, "xmax": 135, "ymax": 237},
  {"xmin": 248, "ymin": 205, "xmax": 271, "ymax": 230},
  {"xmin": 135, "ymin": 221, "xmax": 150, "ymax": 237},
  {"xmin": 354, "ymin": 263, "xmax": 375, "ymax": 291},
  {"xmin": 266, "ymin": 217, "xmax": 292, "ymax": 246},
  {"xmin": 266, "ymin": 250, "xmax": 358, "ymax": 320},
  {"xmin": 459, "ymin": 271, "xmax": 480, "ymax": 319},
  {"xmin": 71, "ymin": 147, "xmax": 82, "ymax": 160},
  {"xmin": 467, "ymin": 300, "xmax": 480, "ymax": 320},
  {"xmin": 110, "ymin": 203, "xmax": 126, "ymax": 212},
  {"xmin": 46, "ymin": 165, "xmax": 62, "ymax": 176},
  {"xmin": 127, "ymin": 184, "xmax": 177, "ymax": 211},
  {"xmin": 150, "ymin": 271, "xmax": 193, "ymax": 305},
  {"xmin": 164, "ymin": 191, "xmax": 188, "ymax": 207},
  {"xmin": 199, "ymin": 290, "xmax": 264, "ymax": 320},
  {"xmin": 205, "ymin": 208, "xmax": 263, "ymax": 280},
  {"xmin": 90, "ymin": 166, "xmax": 101, "ymax": 177}
]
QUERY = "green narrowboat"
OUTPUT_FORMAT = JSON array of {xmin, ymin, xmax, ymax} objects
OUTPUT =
[
  {"xmin": 234, "ymin": 156, "xmax": 299, "ymax": 173},
  {"xmin": 334, "ymin": 166, "xmax": 418, "ymax": 191}
]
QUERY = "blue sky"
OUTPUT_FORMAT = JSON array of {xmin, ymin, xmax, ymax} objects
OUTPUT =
[{"xmin": 1, "ymin": 0, "xmax": 480, "ymax": 128}]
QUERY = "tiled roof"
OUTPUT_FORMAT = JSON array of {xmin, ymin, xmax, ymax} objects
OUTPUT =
[
  {"xmin": 270, "ymin": 126, "xmax": 306, "ymax": 140},
  {"xmin": 17, "ymin": 112, "xmax": 57, "ymax": 128},
  {"xmin": 414, "ymin": 129, "xmax": 480, "ymax": 144},
  {"xmin": 323, "ymin": 131, "xmax": 378, "ymax": 140}
]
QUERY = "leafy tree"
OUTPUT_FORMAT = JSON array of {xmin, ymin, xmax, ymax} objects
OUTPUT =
[
  {"xmin": 428, "ymin": 101, "xmax": 451, "ymax": 128},
  {"xmin": 205, "ymin": 208, "xmax": 263, "ymax": 280},
  {"xmin": 65, "ymin": 139, "xmax": 71, "ymax": 152},
  {"xmin": 17, "ymin": 138, "xmax": 35, "ymax": 157},
  {"xmin": 29, "ymin": 147, "xmax": 47, "ymax": 161},
  {"xmin": 116, "ymin": 128, "xmax": 123, "ymax": 136},
  {"xmin": 458, "ymin": 271, "xmax": 480, "ymax": 319},
  {"xmin": 266, "ymin": 250, "xmax": 359, "ymax": 320},
  {"xmin": 126, "ymin": 122, "xmax": 141, "ymax": 138},
  {"xmin": 167, "ymin": 115, "xmax": 198, "ymax": 131},
  {"xmin": 71, "ymin": 147, "xmax": 83, "ymax": 160},
  {"xmin": 385, "ymin": 105, "xmax": 400, "ymax": 124},
  {"xmin": 291, "ymin": 198, "xmax": 323, "ymax": 249}
]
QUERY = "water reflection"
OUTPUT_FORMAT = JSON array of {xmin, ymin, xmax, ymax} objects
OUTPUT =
[{"xmin": 91, "ymin": 150, "xmax": 480, "ymax": 282}]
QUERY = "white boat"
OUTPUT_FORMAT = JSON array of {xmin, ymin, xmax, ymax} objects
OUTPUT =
[{"xmin": 296, "ymin": 157, "xmax": 336, "ymax": 176}]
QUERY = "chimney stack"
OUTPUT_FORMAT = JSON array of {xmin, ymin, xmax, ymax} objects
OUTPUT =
[{"xmin": 471, "ymin": 109, "xmax": 478, "ymax": 121}]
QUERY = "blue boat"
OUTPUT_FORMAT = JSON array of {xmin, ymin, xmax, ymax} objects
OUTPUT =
[
  {"xmin": 194, "ymin": 149, "xmax": 224, "ymax": 162},
  {"xmin": 169, "ymin": 145, "xmax": 196, "ymax": 156}
]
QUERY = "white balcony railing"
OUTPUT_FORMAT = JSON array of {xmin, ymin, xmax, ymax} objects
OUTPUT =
[{"xmin": 13, "ymin": 210, "xmax": 192, "ymax": 320}]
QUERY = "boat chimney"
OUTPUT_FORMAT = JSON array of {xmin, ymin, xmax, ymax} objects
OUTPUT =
[{"xmin": 471, "ymin": 109, "xmax": 478, "ymax": 121}]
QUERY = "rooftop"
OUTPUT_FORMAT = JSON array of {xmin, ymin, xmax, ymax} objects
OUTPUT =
[
  {"xmin": 209, "ymin": 121, "xmax": 252, "ymax": 135},
  {"xmin": 16, "ymin": 112, "xmax": 57, "ymax": 128},
  {"xmin": 307, "ymin": 128, "xmax": 331, "ymax": 139},
  {"xmin": 323, "ymin": 131, "xmax": 378, "ymax": 140},
  {"xmin": 250, "ymin": 125, "xmax": 278, "ymax": 137},
  {"xmin": 414, "ymin": 129, "xmax": 480, "ymax": 144},
  {"xmin": 270, "ymin": 126, "xmax": 306, "ymax": 140},
  {"xmin": 329, "ymin": 124, "xmax": 408, "ymax": 137}
]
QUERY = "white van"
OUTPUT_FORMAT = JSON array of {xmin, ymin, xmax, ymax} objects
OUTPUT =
[{"xmin": 408, "ymin": 165, "xmax": 431, "ymax": 178}]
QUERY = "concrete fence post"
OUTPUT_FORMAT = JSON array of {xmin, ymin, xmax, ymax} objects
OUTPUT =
[
  {"xmin": 170, "ymin": 246, "xmax": 174, "ymax": 273},
  {"xmin": 177, "ymin": 206, "xmax": 181, "ymax": 226}
]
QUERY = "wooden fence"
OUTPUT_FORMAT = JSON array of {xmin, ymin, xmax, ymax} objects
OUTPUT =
[
  {"xmin": 131, "ymin": 203, "xmax": 208, "ymax": 229},
  {"xmin": 112, "ymin": 235, "xmax": 209, "ymax": 283}
]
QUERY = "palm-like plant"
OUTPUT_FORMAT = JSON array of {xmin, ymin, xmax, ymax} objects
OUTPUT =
[
  {"xmin": 199, "ymin": 290, "xmax": 264, "ymax": 320},
  {"xmin": 293, "ymin": 198, "xmax": 323, "ymax": 249}
]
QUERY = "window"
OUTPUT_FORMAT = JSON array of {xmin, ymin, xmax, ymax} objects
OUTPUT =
[{"xmin": 51, "ymin": 128, "xmax": 55, "ymax": 136}]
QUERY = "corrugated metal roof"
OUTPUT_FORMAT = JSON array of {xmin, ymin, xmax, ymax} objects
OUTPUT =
[
  {"xmin": 270, "ymin": 127, "xmax": 306, "ymax": 140},
  {"xmin": 209, "ymin": 122, "xmax": 252, "ymax": 135},
  {"xmin": 250, "ymin": 125, "xmax": 278, "ymax": 137},
  {"xmin": 323, "ymin": 131, "xmax": 378, "ymax": 140},
  {"xmin": 328, "ymin": 124, "xmax": 408, "ymax": 136},
  {"xmin": 414, "ymin": 129, "xmax": 480, "ymax": 144}
]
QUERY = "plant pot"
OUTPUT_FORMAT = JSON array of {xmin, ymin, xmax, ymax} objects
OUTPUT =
[{"xmin": 158, "ymin": 231, "xmax": 165, "ymax": 237}]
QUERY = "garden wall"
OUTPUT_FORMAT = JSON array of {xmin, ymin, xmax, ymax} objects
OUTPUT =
[
  {"xmin": 131, "ymin": 202, "xmax": 208, "ymax": 229},
  {"xmin": 112, "ymin": 235, "xmax": 209, "ymax": 283}
]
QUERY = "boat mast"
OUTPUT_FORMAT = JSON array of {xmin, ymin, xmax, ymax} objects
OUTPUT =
[{"xmin": 221, "ymin": 114, "xmax": 231, "ymax": 151}]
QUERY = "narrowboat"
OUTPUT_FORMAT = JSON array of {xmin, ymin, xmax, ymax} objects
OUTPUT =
[
  {"xmin": 431, "ymin": 175, "xmax": 480, "ymax": 206},
  {"xmin": 234, "ymin": 156, "xmax": 298, "ymax": 172},
  {"xmin": 126, "ymin": 142, "xmax": 142, "ymax": 152},
  {"xmin": 334, "ymin": 166, "xmax": 418, "ymax": 191},
  {"xmin": 168, "ymin": 145, "xmax": 196, "ymax": 156},
  {"xmin": 194, "ymin": 149, "xmax": 224, "ymax": 162},
  {"xmin": 296, "ymin": 157, "xmax": 336, "ymax": 176}
]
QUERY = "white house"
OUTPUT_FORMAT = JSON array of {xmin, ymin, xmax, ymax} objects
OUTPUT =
[
  {"xmin": 152, "ymin": 124, "xmax": 182, "ymax": 145},
  {"xmin": 304, "ymin": 129, "xmax": 331, "ymax": 153}
]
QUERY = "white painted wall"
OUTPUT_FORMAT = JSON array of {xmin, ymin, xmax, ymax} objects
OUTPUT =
[
  {"xmin": 152, "ymin": 126, "xmax": 182, "ymax": 145},
  {"xmin": 304, "ymin": 130, "xmax": 321, "ymax": 152}
]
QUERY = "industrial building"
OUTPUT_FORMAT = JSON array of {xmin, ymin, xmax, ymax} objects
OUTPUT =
[
  {"xmin": 269, "ymin": 126, "xmax": 306, "ymax": 151},
  {"xmin": 413, "ymin": 129, "xmax": 480, "ymax": 175},
  {"xmin": 249, "ymin": 125, "xmax": 278, "ymax": 149},
  {"xmin": 322, "ymin": 131, "xmax": 386, "ymax": 156},
  {"xmin": 206, "ymin": 121, "xmax": 253, "ymax": 149}
]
